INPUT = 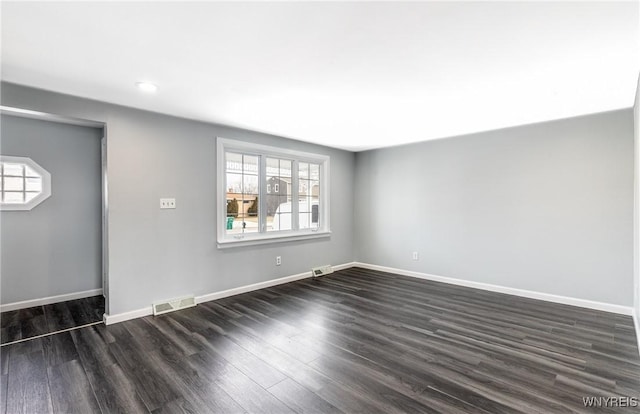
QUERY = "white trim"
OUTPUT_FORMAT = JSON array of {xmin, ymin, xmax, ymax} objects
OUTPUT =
[
  {"xmin": 353, "ymin": 262, "xmax": 634, "ymax": 316},
  {"xmin": 103, "ymin": 262, "xmax": 356, "ymax": 325},
  {"xmin": 0, "ymin": 288, "xmax": 103, "ymax": 312},
  {"xmin": 217, "ymin": 231, "xmax": 331, "ymax": 249},
  {"xmin": 103, "ymin": 307, "xmax": 153, "ymax": 325},
  {"xmin": 0, "ymin": 105, "xmax": 105, "ymax": 128}
]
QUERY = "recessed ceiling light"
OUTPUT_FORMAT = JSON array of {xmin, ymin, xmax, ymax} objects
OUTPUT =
[{"xmin": 135, "ymin": 82, "xmax": 158, "ymax": 93}]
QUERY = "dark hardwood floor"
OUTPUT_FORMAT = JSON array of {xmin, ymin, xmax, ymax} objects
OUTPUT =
[
  {"xmin": 1, "ymin": 295, "xmax": 105, "ymax": 345},
  {"xmin": 1, "ymin": 267, "xmax": 639, "ymax": 413}
]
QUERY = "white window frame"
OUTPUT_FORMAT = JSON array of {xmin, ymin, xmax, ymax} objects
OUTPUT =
[
  {"xmin": 217, "ymin": 137, "xmax": 330, "ymax": 248},
  {"xmin": 0, "ymin": 155, "xmax": 52, "ymax": 211}
]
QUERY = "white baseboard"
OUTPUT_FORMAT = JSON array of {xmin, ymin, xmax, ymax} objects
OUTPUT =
[
  {"xmin": 104, "ymin": 262, "xmax": 356, "ymax": 325},
  {"xmin": 196, "ymin": 262, "xmax": 355, "ymax": 304},
  {"xmin": 1, "ymin": 288, "xmax": 103, "ymax": 312},
  {"xmin": 353, "ymin": 262, "xmax": 634, "ymax": 316},
  {"xmin": 103, "ymin": 306, "xmax": 153, "ymax": 325},
  {"xmin": 103, "ymin": 260, "xmax": 635, "ymax": 326}
]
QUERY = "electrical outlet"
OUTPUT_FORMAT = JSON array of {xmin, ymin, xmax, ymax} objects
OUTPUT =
[
  {"xmin": 412, "ymin": 251, "xmax": 419, "ymax": 261},
  {"xmin": 276, "ymin": 256, "xmax": 282, "ymax": 266},
  {"xmin": 160, "ymin": 198, "xmax": 176, "ymax": 209}
]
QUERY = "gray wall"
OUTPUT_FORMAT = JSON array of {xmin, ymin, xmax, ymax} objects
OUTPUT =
[
  {"xmin": 355, "ymin": 110, "xmax": 634, "ymax": 306},
  {"xmin": 1, "ymin": 83, "xmax": 355, "ymax": 315},
  {"xmin": 1, "ymin": 115, "xmax": 102, "ymax": 303}
]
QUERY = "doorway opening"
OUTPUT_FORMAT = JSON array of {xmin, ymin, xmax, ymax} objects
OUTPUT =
[{"xmin": 0, "ymin": 107, "xmax": 109, "ymax": 345}]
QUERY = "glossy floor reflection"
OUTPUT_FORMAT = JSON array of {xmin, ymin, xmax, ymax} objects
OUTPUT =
[
  {"xmin": 1, "ymin": 295, "xmax": 105, "ymax": 345},
  {"xmin": 0, "ymin": 268, "xmax": 638, "ymax": 413}
]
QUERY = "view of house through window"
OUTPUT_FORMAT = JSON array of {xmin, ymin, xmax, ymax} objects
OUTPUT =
[
  {"xmin": 266, "ymin": 157, "xmax": 292, "ymax": 232},
  {"xmin": 219, "ymin": 138, "xmax": 329, "ymax": 244},
  {"xmin": 298, "ymin": 162, "xmax": 320, "ymax": 230},
  {"xmin": 225, "ymin": 152, "xmax": 259, "ymax": 234}
]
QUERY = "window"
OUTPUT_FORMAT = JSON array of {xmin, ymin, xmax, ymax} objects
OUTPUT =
[
  {"xmin": 217, "ymin": 138, "xmax": 330, "ymax": 247},
  {"xmin": 0, "ymin": 156, "xmax": 51, "ymax": 211}
]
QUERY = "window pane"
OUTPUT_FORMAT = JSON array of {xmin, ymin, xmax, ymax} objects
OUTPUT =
[
  {"xmin": 309, "ymin": 180, "xmax": 320, "ymax": 197},
  {"xmin": 243, "ymin": 175, "xmax": 259, "ymax": 195},
  {"xmin": 25, "ymin": 192, "xmax": 39, "ymax": 202},
  {"xmin": 310, "ymin": 163, "xmax": 320, "ymax": 180},
  {"xmin": 299, "ymin": 179, "xmax": 308, "ymax": 196},
  {"xmin": 25, "ymin": 177, "xmax": 42, "ymax": 192},
  {"xmin": 300, "ymin": 212, "xmax": 311, "ymax": 229},
  {"xmin": 241, "ymin": 194, "xmax": 259, "ymax": 234},
  {"xmin": 4, "ymin": 177, "xmax": 23, "ymax": 191},
  {"xmin": 299, "ymin": 162, "xmax": 309, "ymax": 179},
  {"xmin": 266, "ymin": 158, "xmax": 291, "ymax": 233},
  {"xmin": 226, "ymin": 152, "xmax": 259, "ymax": 235},
  {"xmin": 24, "ymin": 166, "xmax": 40, "ymax": 178},
  {"xmin": 266, "ymin": 158, "xmax": 279, "ymax": 176},
  {"xmin": 269, "ymin": 196, "xmax": 292, "ymax": 232},
  {"xmin": 276, "ymin": 213, "xmax": 292, "ymax": 231},
  {"xmin": 300, "ymin": 196, "xmax": 311, "ymax": 213},
  {"xmin": 226, "ymin": 173, "xmax": 242, "ymax": 193},
  {"xmin": 280, "ymin": 195, "xmax": 293, "ymax": 230},
  {"xmin": 226, "ymin": 152, "xmax": 243, "ymax": 173},
  {"xmin": 266, "ymin": 184, "xmax": 280, "ymax": 228},
  {"xmin": 4, "ymin": 191, "xmax": 24, "ymax": 203},
  {"xmin": 311, "ymin": 204, "xmax": 319, "ymax": 227},
  {"xmin": 3, "ymin": 163, "xmax": 23, "ymax": 176},
  {"xmin": 243, "ymin": 155, "xmax": 259, "ymax": 175},
  {"xmin": 279, "ymin": 160, "xmax": 292, "ymax": 178}
]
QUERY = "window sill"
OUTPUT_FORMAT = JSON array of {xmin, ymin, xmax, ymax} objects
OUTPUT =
[{"xmin": 217, "ymin": 230, "xmax": 331, "ymax": 249}]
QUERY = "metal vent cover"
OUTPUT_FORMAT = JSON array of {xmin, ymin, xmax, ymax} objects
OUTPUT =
[
  {"xmin": 311, "ymin": 265, "xmax": 334, "ymax": 278},
  {"xmin": 153, "ymin": 295, "xmax": 196, "ymax": 316}
]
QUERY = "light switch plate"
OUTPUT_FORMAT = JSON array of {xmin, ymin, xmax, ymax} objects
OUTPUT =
[{"xmin": 160, "ymin": 198, "xmax": 176, "ymax": 209}]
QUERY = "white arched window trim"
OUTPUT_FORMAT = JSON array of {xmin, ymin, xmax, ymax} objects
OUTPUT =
[{"xmin": 0, "ymin": 155, "xmax": 52, "ymax": 211}]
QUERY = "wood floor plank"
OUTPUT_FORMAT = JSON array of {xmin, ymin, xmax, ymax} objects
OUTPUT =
[
  {"xmin": 69, "ymin": 325, "xmax": 117, "ymax": 374},
  {"xmin": 211, "ymin": 363, "xmax": 295, "ymax": 414},
  {"xmin": 6, "ymin": 347, "xmax": 53, "ymax": 414},
  {"xmin": 70, "ymin": 324, "xmax": 147, "ymax": 414},
  {"xmin": 1, "ymin": 311, "xmax": 21, "ymax": 344},
  {"xmin": 43, "ymin": 302, "xmax": 77, "ymax": 333},
  {"xmin": 84, "ymin": 360, "xmax": 149, "ymax": 414},
  {"xmin": 267, "ymin": 378, "xmax": 343, "ymax": 414},
  {"xmin": 66, "ymin": 298, "xmax": 96, "ymax": 327},
  {"xmin": 47, "ymin": 359, "xmax": 101, "ymax": 414},
  {"xmin": 194, "ymin": 327, "xmax": 288, "ymax": 389},
  {"xmin": 107, "ymin": 324, "xmax": 182, "ymax": 412},
  {"xmin": 0, "ymin": 374, "xmax": 7, "ymax": 414},
  {"xmin": 18, "ymin": 306, "xmax": 48, "ymax": 339},
  {"xmin": 42, "ymin": 331, "xmax": 79, "ymax": 367},
  {"xmin": 0, "ymin": 348, "xmax": 8, "ymax": 376}
]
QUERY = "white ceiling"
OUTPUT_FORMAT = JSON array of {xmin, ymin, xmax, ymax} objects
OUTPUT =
[{"xmin": 2, "ymin": 1, "xmax": 639, "ymax": 151}]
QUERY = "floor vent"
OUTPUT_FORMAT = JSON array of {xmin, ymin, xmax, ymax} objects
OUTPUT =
[
  {"xmin": 312, "ymin": 265, "xmax": 334, "ymax": 278},
  {"xmin": 153, "ymin": 295, "xmax": 196, "ymax": 316}
]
